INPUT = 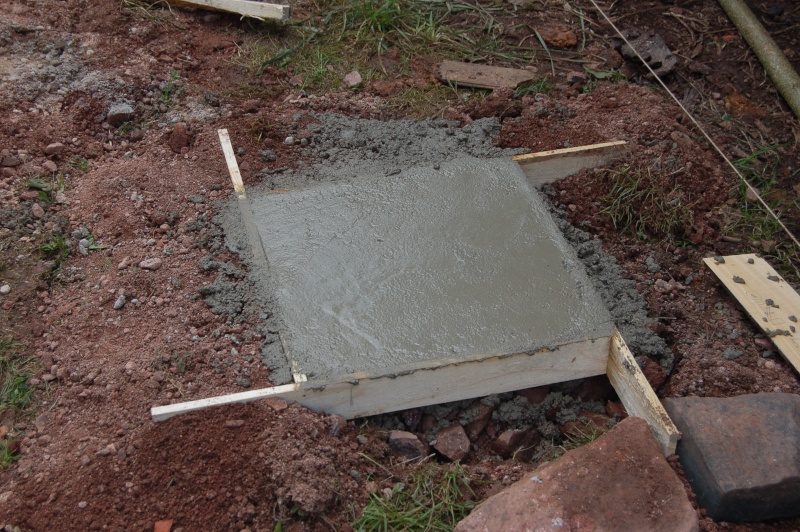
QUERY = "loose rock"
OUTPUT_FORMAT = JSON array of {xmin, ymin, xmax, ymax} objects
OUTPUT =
[
  {"xmin": 45, "ymin": 142, "xmax": 64, "ymax": 156},
  {"xmin": 169, "ymin": 123, "xmax": 190, "ymax": 153},
  {"xmin": 31, "ymin": 203, "xmax": 45, "ymax": 219},
  {"xmin": 107, "ymin": 102, "xmax": 134, "ymax": 127},
  {"xmin": 139, "ymin": 258, "xmax": 163, "ymax": 271},
  {"xmin": 388, "ymin": 430, "xmax": 428, "ymax": 461},
  {"xmin": 433, "ymin": 424, "xmax": 471, "ymax": 461},
  {"xmin": 456, "ymin": 417, "xmax": 698, "ymax": 531}
]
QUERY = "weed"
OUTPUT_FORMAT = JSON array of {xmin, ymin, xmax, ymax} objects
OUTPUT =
[
  {"xmin": 0, "ymin": 338, "xmax": 35, "ymax": 416},
  {"xmin": 383, "ymin": 85, "xmax": 461, "ymax": 119},
  {"xmin": 600, "ymin": 163, "xmax": 693, "ymax": 242},
  {"xmin": 724, "ymin": 144, "xmax": 798, "ymax": 276},
  {"xmin": 159, "ymin": 70, "xmax": 184, "ymax": 107},
  {"xmin": 65, "ymin": 156, "xmax": 90, "ymax": 173},
  {"xmin": 353, "ymin": 462, "xmax": 476, "ymax": 531},
  {"xmin": 514, "ymin": 78, "xmax": 554, "ymax": 98},
  {"xmin": 171, "ymin": 352, "xmax": 193, "ymax": 374},
  {"xmin": 25, "ymin": 177, "xmax": 54, "ymax": 202},
  {"xmin": 549, "ymin": 423, "xmax": 603, "ymax": 460},
  {"xmin": 40, "ymin": 231, "xmax": 70, "ymax": 268},
  {"xmin": 0, "ymin": 439, "xmax": 20, "ymax": 469}
]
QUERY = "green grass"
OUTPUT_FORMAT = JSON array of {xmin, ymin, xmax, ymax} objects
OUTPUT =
[
  {"xmin": 549, "ymin": 422, "xmax": 603, "ymax": 461},
  {"xmin": 0, "ymin": 439, "xmax": 19, "ymax": 468},
  {"xmin": 724, "ymin": 144, "xmax": 798, "ymax": 277},
  {"xmin": 600, "ymin": 163, "xmax": 693, "ymax": 242},
  {"xmin": 40, "ymin": 231, "xmax": 70, "ymax": 268},
  {"xmin": 353, "ymin": 462, "xmax": 476, "ymax": 531},
  {"xmin": 514, "ymin": 78, "xmax": 554, "ymax": 98},
  {"xmin": 65, "ymin": 156, "xmax": 90, "ymax": 173},
  {"xmin": 160, "ymin": 70, "xmax": 184, "ymax": 107},
  {"xmin": 0, "ymin": 338, "xmax": 34, "ymax": 416}
]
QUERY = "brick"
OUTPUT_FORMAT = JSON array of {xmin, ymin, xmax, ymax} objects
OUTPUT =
[{"xmin": 664, "ymin": 393, "xmax": 800, "ymax": 522}]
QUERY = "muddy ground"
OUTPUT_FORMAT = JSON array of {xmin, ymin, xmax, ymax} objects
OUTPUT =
[{"xmin": 1, "ymin": 0, "xmax": 799, "ymax": 530}]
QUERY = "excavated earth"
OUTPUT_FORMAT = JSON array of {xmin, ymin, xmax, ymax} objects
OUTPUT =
[{"xmin": 1, "ymin": 0, "xmax": 799, "ymax": 530}]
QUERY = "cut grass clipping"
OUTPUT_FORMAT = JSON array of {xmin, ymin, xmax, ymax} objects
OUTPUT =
[{"xmin": 353, "ymin": 462, "xmax": 476, "ymax": 531}]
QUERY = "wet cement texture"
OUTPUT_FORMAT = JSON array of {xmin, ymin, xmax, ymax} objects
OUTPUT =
[{"xmin": 249, "ymin": 156, "xmax": 612, "ymax": 379}]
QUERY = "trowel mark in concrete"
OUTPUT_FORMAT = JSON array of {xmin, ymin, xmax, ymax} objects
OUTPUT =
[{"xmin": 249, "ymin": 156, "xmax": 612, "ymax": 379}]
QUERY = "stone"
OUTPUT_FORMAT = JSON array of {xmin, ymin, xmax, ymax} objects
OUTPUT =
[
  {"xmin": 113, "ymin": 295, "xmax": 126, "ymax": 310},
  {"xmin": 456, "ymin": 417, "xmax": 698, "ymax": 532},
  {"xmin": 664, "ymin": 393, "xmax": 800, "ymax": 522},
  {"xmin": 538, "ymin": 26, "xmax": 578, "ymax": 48},
  {"xmin": 344, "ymin": 70, "xmax": 363, "ymax": 88},
  {"xmin": 43, "ymin": 160, "xmax": 58, "ymax": 173},
  {"xmin": 169, "ymin": 123, "xmax": 190, "ymax": 153},
  {"xmin": 388, "ymin": 430, "xmax": 428, "ymax": 461},
  {"xmin": 605, "ymin": 400, "xmax": 627, "ymax": 419},
  {"xmin": 154, "ymin": 520, "xmax": 173, "ymax": 532},
  {"xmin": 0, "ymin": 285, "xmax": 9, "ymax": 295},
  {"xmin": 433, "ymin": 424, "xmax": 471, "ymax": 461},
  {"xmin": 107, "ymin": 102, "xmax": 134, "ymax": 127},
  {"xmin": 1, "ymin": 155, "xmax": 22, "ymax": 167},
  {"xmin": 45, "ymin": 142, "xmax": 64, "ymax": 156},
  {"xmin": 491, "ymin": 428, "xmax": 540, "ymax": 461},
  {"xmin": 328, "ymin": 414, "xmax": 347, "ymax": 436},
  {"xmin": 640, "ymin": 356, "xmax": 667, "ymax": 390},
  {"xmin": 463, "ymin": 401, "xmax": 495, "ymax": 440},
  {"xmin": 139, "ymin": 258, "xmax": 163, "ymax": 271},
  {"xmin": 571, "ymin": 375, "xmax": 613, "ymax": 402},
  {"xmin": 31, "ymin": 203, "xmax": 45, "ymax": 219},
  {"xmin": 263, "ymin": 397, "xmax": 288, "ymax": 412},
  {"xmin": 516, "ymin": 385, "xmax": 549, "ymax": 404}
]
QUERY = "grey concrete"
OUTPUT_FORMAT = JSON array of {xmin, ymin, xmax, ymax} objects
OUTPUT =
[
  {"xmin": 665, "ymin": 393, "xmax": 800, "ymax": 522},
  {"xmin": 248, "ymin": 156, "xmax": 612, "ymax": 379}
]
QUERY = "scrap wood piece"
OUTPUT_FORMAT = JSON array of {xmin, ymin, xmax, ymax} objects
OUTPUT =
[
  {"xmin": 512, "ymin": 140, "xmax": 629, "ymax": 187},
  {"xmin": 152, "ymin": 338, "xmax": 610, "ymax": 422},
  {"xmin": 437, "ymin": 60, "xmax": 535, "ymax": 90},
  {"xmin": 703, "ymin": 254, "xmax": 800, "ymax": 374},
  {"xmin": 169, "ymin": 0, "xmax": 289, "ymax": 21},
  {"xmin": 606, "ymin": 329, "xmax": 680, "ymax": 456}
]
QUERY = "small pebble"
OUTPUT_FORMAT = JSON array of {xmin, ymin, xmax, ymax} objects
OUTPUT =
[
  {"xmin": 0, "ymin": 284, "xmax": 10, "ymax": 295},
  {"xmin": 113, "ymin": 295, "xmax": 126, "ymax": 310},
  {"xmin": 284, "ymin": 136, "xmax": 295, "ymax": 145},
  {"xmin": 78, "ymin": 501, "xmax": 87, "ymax": 509}
]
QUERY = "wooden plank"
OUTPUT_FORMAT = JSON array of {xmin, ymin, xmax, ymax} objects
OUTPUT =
[
  {"xmin": 703, "ymin": 254, "xmax": 800, "ymax": 374},
  {"xmin": 152, "ymin": 337, "xmax": 610, "ymax": 422},
  {"xmin": 512, "ymin": 141, "xmax": 629, "ymax": 187},
  {"xmin": 607, "ymin": 329, "xmax": 680, "ymax": 456},
  {"xmin": 437, "ymin": 60, "xmax": 536, "ymax": 90},
  {"xmin": 168, "ymin": 0, "xmax": 289, "ymax": 20}
]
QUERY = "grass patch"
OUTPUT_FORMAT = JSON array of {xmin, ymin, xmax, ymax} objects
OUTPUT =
[
  {"xmin": 600, "ymin": 163, "xmax": 693, "ymax": 242},
  {"xmin": 382, "ymin": 85, "xmax": 465, "ymax": 119},
  {"xmin": 65, "ymin": 156, "xmax": 90, "ymax": 173},
  {"xmin": 724, "ymin": 144, "xmax": 798, "ymax": 277},
  {"xmin": 0, "ymin": 439, "xmax": 20, "ymax": 468},
  {"xmin": 160, "ymin": 70, "xmax": 184, "ymax": 108},
  {"xmin": 40, "ymin": 231, "xmax": 70, "ymax": 269},
  {"xmin": 0, "ymin": 338, "xmax": 35, "ymax": 416},
  {"xmin": 353, "ymin": 462, "xmax": 476, "ymax": 531},
  {"xmin": 232, "ymin": 0, "xmax": 550, "ymax": 95},
  {"xmin": 549, "ymin": 422, "xmax": 603, "ymax": 461},
  {"xmin": 514, "ymin": 78, "xmax": 554, "ymax": 98}
]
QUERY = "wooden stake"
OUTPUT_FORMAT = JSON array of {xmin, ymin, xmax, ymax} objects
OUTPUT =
[
  {"xmin": 512, "ymin": 141, "xmax": 629, "ymax": 187},
  {"xmin": 437, "ymin": 61, "xmax": 536, "ymax": 90},
  {"xmin": 703, "ymin": 254, "xmax": 800, "ymax": 374},
  {"xmin": 168, "ymin": 0, "xmax": 289, "ymax": 20},
  {"xmin": 152, "ymin": 338, "xmax": 610, "ymax": 422},
  {"xmin": 607, "ymin": 330, "xmax": 680, "ymax": 456}
]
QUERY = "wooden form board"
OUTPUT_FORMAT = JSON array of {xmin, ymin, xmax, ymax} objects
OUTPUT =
[
  {"xmin": 169, "ymin": 0, "xmax": 289, "ymax": 20},
  {"xmin": 703, "ymin": 254, "xmax": 800, "ymax": 374},
  {"xmin": 512, "ymin": 141, "xmax": 629, "ymax": 187},
  {"xmin": 607, "ymin": 330, "xmax": 680, "ymax": 456},
  {"xmin": 437, "ymin": 60, "xmax": 536, "ymax": 90},
  {"xmin": 152, "ymin": 337, "xmax": 611, "ymax": 422}
]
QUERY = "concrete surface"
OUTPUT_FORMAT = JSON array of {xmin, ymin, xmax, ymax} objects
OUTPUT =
[
  {"xmin": 455, "ymin": 417, "xmax": 699, "ymax": 532},
  {"xmin": 665, "ymin": 393, "xmax": 800, "ymax": 522},
  {"xmin": 248, "ymin": 156, "xmax": 612, "ymax": 379}
]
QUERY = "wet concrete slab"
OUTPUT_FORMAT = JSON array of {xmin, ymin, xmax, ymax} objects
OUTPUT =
[{"xmin": 248, "ymin": 156, "xmax": 612, "ymax": 380}]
